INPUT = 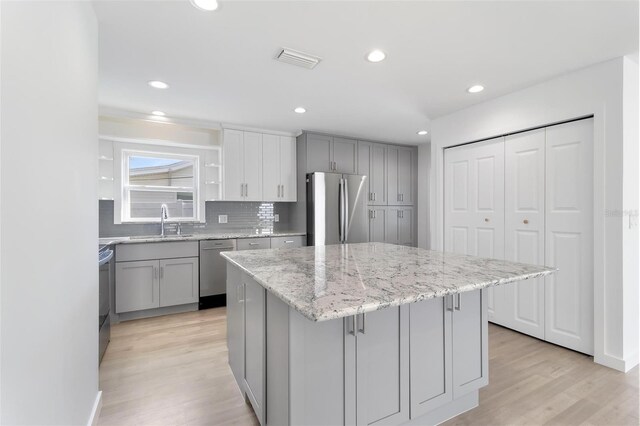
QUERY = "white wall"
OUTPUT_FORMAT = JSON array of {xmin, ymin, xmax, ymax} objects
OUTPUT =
[
  {"xmin": 427, "ymin": 57, "xmax": 639, "ymax": 372},
  {"xmin": 1, "ymin": 2, "xmax": 100, "ymax": 424},
  {"xmin": 417, "ymin": 142, "xmax": 431, "ymax": 249}
]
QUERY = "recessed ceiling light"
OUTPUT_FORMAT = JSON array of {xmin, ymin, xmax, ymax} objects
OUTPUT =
[
  {"xmin": 190, "ymin": 0, "xmax": 219, "ymax": 11},
  {"xmin": 294, "ymin": 107, "xmax": 306, "ymax": 114},
  {"xmin": 148, "ymin": 80, "xmax": 169, "ymax": 89},
  {"xmin": 417, "ymin": 130, "xmax": 428, "ymax": 136},
  {"xmin": 151, "ymin": 111, "xmax": 166, "ymax": 116},
  {"xmin": 467, "ymin": 85, "xmax": 484, "ymax": 93},
  {"xmin": 366, "ymin": 50, "xmax": 386, "ymax": 63}
]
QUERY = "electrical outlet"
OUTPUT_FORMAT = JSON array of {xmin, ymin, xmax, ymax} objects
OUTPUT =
[
  {"xmin": 218, "ymin": 215, "xmax": 228, "ymax": 224},
  {"xmin": 274, "ymin": 214, "xmax": 280, "ymax": 222}
]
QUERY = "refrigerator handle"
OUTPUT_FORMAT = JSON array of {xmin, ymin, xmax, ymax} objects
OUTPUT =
[
  {"xmin": 343, "ymin": 178, "xmax": 350, "ymax": 242},
  {"xmin": 338, "ymin": 179, "xmax": 344, "ymax": 243}
]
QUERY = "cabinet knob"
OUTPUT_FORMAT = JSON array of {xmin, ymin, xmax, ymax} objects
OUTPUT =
[
  {"xmin": 484, "ymin": 218, "xmax": 489, "ymax": 222},
  {"xmin": 523, "ymin": 219, "xmax": 529, "ymax": 224}
]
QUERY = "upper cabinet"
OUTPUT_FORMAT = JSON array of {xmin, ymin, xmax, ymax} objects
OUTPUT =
[
  {"xmin": 305, "ymin": 133, "xmax": 357, "ymax": 174},
  {"xmin": 387, "ymin": 146, "xmax": 414, "ymax": 206},
  {"xmin": 358, "ymin": 141, "xmax": 387, "ymax": 205},
  {"xmin": 223, "ymin": 129, "xmax": 297, "ymax": 202},
  {"xmin": 263, "ymin": 135, "xmax": 296, "ymax": 202}
]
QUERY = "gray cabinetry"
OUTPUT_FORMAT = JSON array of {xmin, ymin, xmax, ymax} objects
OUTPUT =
[
  {"xmin": 333, "ymin": 137, "xmax": 358, "ymax": 174},
  {"xmin": 306, "ymin": 134, "xmax": 333, "ymax": 173},
  {"xmin": 115, "ymin": 260, "xmax": 159, "ymax": 313},
  {"xmin": 237, "ymin": 237, "xmax": 271, "ymax": 251},
  {"xmin": 368, "ymin": 208, "xmax": 387, "ymax": 243},
  {"xmin": 387, "ymin": 146, "xmax": 414, "ymax": 206},
  {"xmin": 159, "ymin": 257, "xmax": 198, "ymax": 307},
  {"xmin": 356, "ymin": 307, "xmax": 409, "ymax": 426},
  {"xmin": 409, "ymin": 290, "xmax": 488, "ymax": 419},
  {"xmin": 386, "ymin": 207, "xmax": 414, "ymax": 246},
  {"xmin": 244, "ymin": 278, "xmax": 266, "ymax": 424},
  {"xmin": 358, "ymin": 141, "xmax": 386, "ymax": 205},
  {"xmin": 452, "ymin": 290, "xmax": 488, "ymax": 398},
  {"xmin": 409, "ymin": 297, "xmax": 452, "ymax": 416},
  {"xmin": 270, "ymin": 235, "xmax": 306, "ymax": 249},
  {"xmin": 226, "ymin": 265, "xmax": 488, "ymax": 426},
  {"xmin": 115, "ymin": 242, "xmax": 199, "ymax": 314},
  {"xmin": 226, "ymin": 264, "xmax": 245, "ymax": 388},
  {"xmin": 303, "ymin": 133, "xmax": 357, "ymax": 173}
]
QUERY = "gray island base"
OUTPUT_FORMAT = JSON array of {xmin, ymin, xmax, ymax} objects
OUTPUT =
[{"xmin": 221, "ymin": 243, "xmax": 554, "ymax": 425}]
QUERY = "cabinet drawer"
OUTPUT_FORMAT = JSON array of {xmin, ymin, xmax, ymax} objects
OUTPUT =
[
  {"xmin": 115, "ymin": 241, "xmax": 198, "ymax": 262},
  {"xmin": 271, "ymin": 236, "xmax": 306, "ymax": 249},
  {"xmin": 237, "ymin": 238, "xmax": 271, "ymax": 250}
]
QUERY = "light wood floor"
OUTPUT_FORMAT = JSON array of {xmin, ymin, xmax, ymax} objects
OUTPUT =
[{"xmin": 98, "ymin": 308, "xmax": 638, "ymax": 426}]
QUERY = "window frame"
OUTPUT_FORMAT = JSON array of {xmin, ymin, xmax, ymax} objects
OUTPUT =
[{"xmin": 120, "ymin": 149, "xmax": 202, "ymax": 223}]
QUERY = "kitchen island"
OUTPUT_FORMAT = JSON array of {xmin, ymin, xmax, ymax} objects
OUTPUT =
[{"xmin": 221, "ymin": 242, "xmax": 554, "ymax": 426}]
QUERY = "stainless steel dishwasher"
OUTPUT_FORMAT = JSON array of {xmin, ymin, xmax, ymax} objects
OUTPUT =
[{"xmin": 199, "ymin": 239, "xmax": 236, "ymax": 309}]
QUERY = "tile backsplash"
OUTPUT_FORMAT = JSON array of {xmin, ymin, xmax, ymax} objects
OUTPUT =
[{"xmin": 99, "ymin": 200, "xmax": 295, "ymax": 237}]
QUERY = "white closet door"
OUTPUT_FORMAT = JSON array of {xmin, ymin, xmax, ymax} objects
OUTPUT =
[
  {"xmin": 504, "ymin": 129, "xmax": 546, "ymax": 339},
  {"xmin": 444, "ymin": 138, "xmax": 506, "ymax": 322},
  {"xmin": 545, "ymin": 119, "xmax": 594, "ymax": 355}
]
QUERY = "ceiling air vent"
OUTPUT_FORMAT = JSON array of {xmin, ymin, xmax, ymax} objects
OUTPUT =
[{"xmin": 275, "ymin": 48, "xmax": 321, "ymax": 69}]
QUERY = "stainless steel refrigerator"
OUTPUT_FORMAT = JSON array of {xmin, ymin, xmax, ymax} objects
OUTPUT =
[{"xmin": 307, "ymin": 172, "xmax": 368, "ymax": 246}]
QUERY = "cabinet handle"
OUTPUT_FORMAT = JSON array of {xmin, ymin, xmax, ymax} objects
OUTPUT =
[
  {"xmin": 484, "ymin": 218, "xmax": 490, "ymax": 222},
  {"xmin": 446, "ymin": 295, "xmax": 453, "ymax": 311},
  {"xmin": 347, "ymin": 316, "xmax": 355, "ymax": 336},
  {"xmin": 455, "ymin": 293, "xmax": 461, "ymax": 311},
  {"xmin": 249, "ymin": 242, "xmax": 259, "ymax": 246},
  {"xmin": 523, "ymin": 219, "xmax": 529, "ymax": 224},
  {"xmin": 357, "ymin": 313, "xmax": 366, "ymax": 334},
  {"xmin": 284, "ymin": 240, "xmax": 294, "ymax": 244},
  {"xmin": 154, "ymin": 266, "xmax": 158, "ymax": 279},
  {"xmin": 237, "ymin": 284, "xmax": 245, "ymax": 303},
  {"xmin": 373, "ymin": 192, "xmax": 377, "ymax": 201},
  {"xmin": 400, "ymin": 194, "xmax": 404, "ymax": 202},
  {"xmin": 281, "ymin": 184, "xmax": 284, "ymax": 198},
  {"xmin": 160, "ymin": 266, "xmax": 164, "ymax": 279}
]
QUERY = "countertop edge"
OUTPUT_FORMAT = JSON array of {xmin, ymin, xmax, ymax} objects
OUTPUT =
[
  {"xmin": 99, "ymin": 232, "xmax": 306, "ymax": 246},
  {"xmin": 220, "ymin": 251, "xmax": 555, "ymax": 323}
]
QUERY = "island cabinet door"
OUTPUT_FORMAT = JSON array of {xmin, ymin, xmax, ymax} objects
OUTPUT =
[
  {"xmin": 451, "ymin": 290, "xmax": 488, "ymax": 399},
  {"xmin": 355, "ymin": 306, "xmax": 409, "ymax": 426},
  {"xmin": 409, "ymin": 297, "xmax": 453, "ymax": 418},
  {"xmin": 226, "ymin": 265, "xmax": 244, "ymax": 389},
  {"xmin": 243, "ymin": 277, "xmax": 266, "ymax": 425}
]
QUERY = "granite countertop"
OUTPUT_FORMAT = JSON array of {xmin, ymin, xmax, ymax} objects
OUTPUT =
[
  {"xmin": 221, "ymin": 242, "xmax": 556, "ymax": 322},
  {"xmin": 98, "ymin": 231, "xmax": 306, "ymax": 246}
]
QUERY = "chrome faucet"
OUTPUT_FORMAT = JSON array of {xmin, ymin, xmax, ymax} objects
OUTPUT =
[{"xmin": 160, "ymin": 204, "xmax": 169, "ymax": 237}]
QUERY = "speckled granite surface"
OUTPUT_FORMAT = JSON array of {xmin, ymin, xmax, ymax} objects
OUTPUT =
[
  {"xmin": 221, "ymin": 242, "xmax": 556, "ymax": 322},
  {"xmin": 98, "ymin": 231, "xmax": 305, "ymax": 246}
]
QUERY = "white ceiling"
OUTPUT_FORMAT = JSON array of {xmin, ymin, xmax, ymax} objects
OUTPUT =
[{"xmin": 95, "ymin": 1, "xmax": 638, "ymax": 144}]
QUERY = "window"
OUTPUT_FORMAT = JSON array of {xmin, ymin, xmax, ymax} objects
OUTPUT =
[{"xmin": 121, "ymin": 150, "xmax": 200, "ymax": 222}]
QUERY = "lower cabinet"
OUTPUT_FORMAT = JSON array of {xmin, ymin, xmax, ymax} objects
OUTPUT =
[
  {"xmin": 226, "ymin": 264, "xmax": 245, "ymax": 387},
  {"xmin": 355, "ymin": 307, "xmax": 410, "ymax": 426},
  {"xmin": 368, "ymin": 206, "xmax": 415, "ymax": 246},
  {"xmin": 115, "ymin": 260, "xmax": 159, "ymax": 313},
  {"xmin": 158, "ymin": 258, "xmax": 198, "ymax": 307},
  {"xmin": 115, "ymin": 241, "xmax": 199, "ymax": 314},
  {"xmin": 226, "ymin": 264, "xmax": 488, "ymax": 426},
  {"xmin": 409, "ymin": 290, "xmax": 488, "ymax": 418}
]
